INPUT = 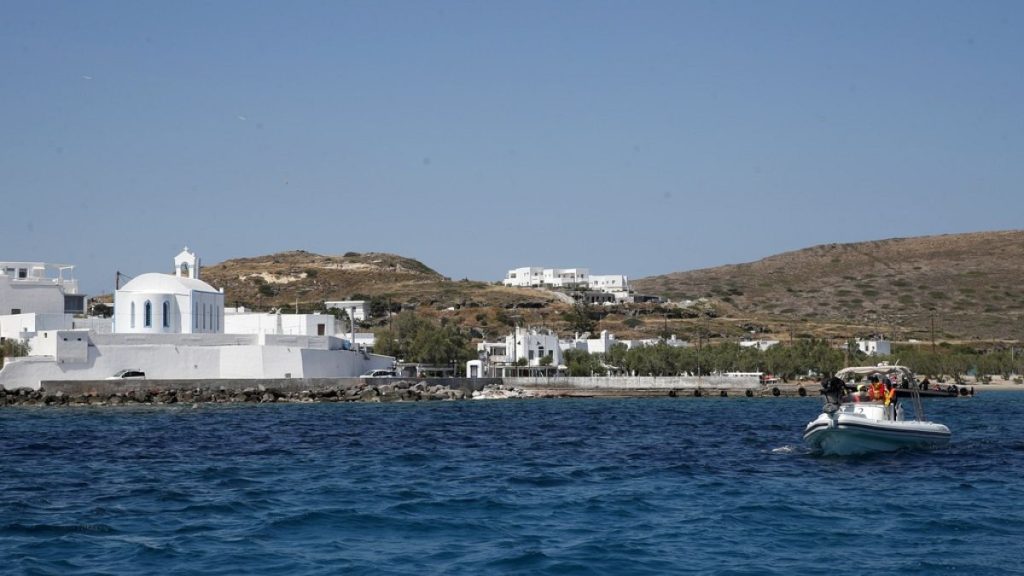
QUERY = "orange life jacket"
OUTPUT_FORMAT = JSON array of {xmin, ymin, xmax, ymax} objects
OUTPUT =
[{"xmin": 871, "ymin": 382, "xmax": 884, "ymax": 401}]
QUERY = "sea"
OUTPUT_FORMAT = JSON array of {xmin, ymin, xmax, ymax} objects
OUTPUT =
[{"xmin": 2, "ymin": 392, "xmax": 1024, "ymax": 575}]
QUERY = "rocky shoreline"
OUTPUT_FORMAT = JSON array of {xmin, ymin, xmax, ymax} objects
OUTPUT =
[
  {"xmin": 3, "ymin": 378, "xmax": 1014, "ymax": 408},
  {"xmin": 0, "ymin": 381, "xmax": 495, "ymax": 407}
]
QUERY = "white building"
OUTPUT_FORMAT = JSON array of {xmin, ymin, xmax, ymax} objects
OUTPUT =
[
  {"xmin": 474, "ymin": 327, "xmax": 564, "ymax": 376},
  {"xmin": 564, "ymin": 330, "xmax": 688, "ymax": 354},
  {"xmin": 503, "ymin": 267, "xmax": 590, "ymax": 289},
  {"xmin": 0, "ymin": 330, "xmax": 394, "ymax": 389},
  {"xmin": 0, "ymin": 312, "xmax": 111, "ymax": 342},
  {"xmin": 502, "ymin": 267, "xmax": 631, "ymax": 297},
  {"xmin": 740, "ymin": 339, "xmax": 781, "ymax": 351},
  {"xmin": 323, "ymin": 300, "xmax": 371, "ymax": 323},
  {"xmin": 0, "ymin": 248, "xmax": 394, "ymax": 390},
  {"xmin": 857, "ymin": 339, "xmax": 892, "ymax": 356},
  {"xmin": 225, "ymin": 309, "xmax": 338, "ymax": 337},
  {"xmin": 589, "ymin": 274, "xmax": 630, "ymax": 293},
  {"xmin": 0, "ymin": 261, "xmax": 86, "ymax": 316},
  {"xmin": 113, "ymin": 248, "xmax": 224, "ymax": 334}
]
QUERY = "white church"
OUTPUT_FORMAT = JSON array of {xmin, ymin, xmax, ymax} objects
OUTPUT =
[
  {"xmin": 0, "ymin": 248, "xmax": 394, "ymax": 390},
  {"xmin": 113, "ymin": 248, "xmax": 224, "ymax": 334}
]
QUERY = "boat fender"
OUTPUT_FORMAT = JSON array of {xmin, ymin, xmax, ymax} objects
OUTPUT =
[
  {"xmin": 720, "ymin": 390, "xmax": 728, "ymax": 397},
  {"xmin": 771, "ymin": 387, "xmax": 781, "ymax": 397},
  {"xmin": 797, "ymin": 387, "xmax": 807, "ymax": 397},
  {"xmin": 745, "ymin": 389, "xmax": 754, "ymax": 397}
]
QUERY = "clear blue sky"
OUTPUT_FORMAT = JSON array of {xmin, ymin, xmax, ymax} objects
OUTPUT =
[{"xmin": 3, "ymin": 1, "xmax": 1022, "ymax": 295}]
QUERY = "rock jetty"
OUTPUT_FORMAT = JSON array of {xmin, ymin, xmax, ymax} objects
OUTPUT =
[{"xmin": 0, "ymin": 380, "xmax": 523, "ymax": 408}]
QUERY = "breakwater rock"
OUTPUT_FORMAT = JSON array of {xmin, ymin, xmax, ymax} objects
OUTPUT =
[
  {"xmin": 0, "ymin": 380, "xmax": 516, "ymax": 408},
  {"xmin": 1, "ymin": 376, "xmax": 822, "ymax": 408}
]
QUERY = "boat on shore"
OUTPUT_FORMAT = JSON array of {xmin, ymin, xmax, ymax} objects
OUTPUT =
[{"xmin": 803, "ymin": 365, "xmax": 951, "ymax": 456}]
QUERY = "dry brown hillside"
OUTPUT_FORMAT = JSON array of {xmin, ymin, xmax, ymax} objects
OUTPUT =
[
  {"xmin": 633, "ymin": 231, "xmax": 1024, "ymax": 341},
  {"xmin": 200, "ymin": 250, "xmax": 561, "ymax": 312}
]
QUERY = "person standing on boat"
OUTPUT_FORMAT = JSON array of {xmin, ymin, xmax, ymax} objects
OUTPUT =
[{"xmin": 884, "ymin": 380, "xmax": 898, "ymax": 420}]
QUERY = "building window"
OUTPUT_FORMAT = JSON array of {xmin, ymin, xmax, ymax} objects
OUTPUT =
[
  {"xmin": 180, "ymin": 263, "xmax": 190, "ymax": 277},
  {"xmin": 144, "ymin": 301, "xmax": 152, "ymax": 327},
  {"xmin": 130, "ymin": 302, "xmax": 136, "ymax": 329},
  {"xmin": 194, "ymin": 303, "xmax": 198, "ymax": 329},
  {"xmin": 162, "ymin": 301, "xmax": 170, "ymax": 328}
]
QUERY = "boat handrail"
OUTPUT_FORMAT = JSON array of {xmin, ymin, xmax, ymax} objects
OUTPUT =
[{"xmin": 910, "ymin": 385, "xmax": 925, "ymax": 422}]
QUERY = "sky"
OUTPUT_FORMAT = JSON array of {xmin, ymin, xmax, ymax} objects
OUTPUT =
[{"xmin": 3, "ymin": 1, "xmax": 1022, "ymax": 295}]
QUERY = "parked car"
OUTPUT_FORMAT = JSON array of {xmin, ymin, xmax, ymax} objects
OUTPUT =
[
  {"xmin": 105, "ymin": 369, "xmax": 146, "ymax": 380},
  {"xmin": 360, "ymin": 369, "xmax": 396, "ymax": 378}
]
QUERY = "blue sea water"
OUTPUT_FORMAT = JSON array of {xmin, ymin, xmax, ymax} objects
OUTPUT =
[{"xmin": 2, "ymin": 393, "xmax": 1024, "ymax": 575}]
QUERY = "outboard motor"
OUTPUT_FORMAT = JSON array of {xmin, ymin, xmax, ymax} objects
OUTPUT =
[{"xmin": 820, "ymin": 376, "xmax": 846, "ymax": 414}]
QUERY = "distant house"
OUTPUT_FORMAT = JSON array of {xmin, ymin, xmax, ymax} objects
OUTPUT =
[
  {"xmin": 564, "ymin": 330, "xmax": 688, "ymax": 354},
  {"xmin": 0, "ymin": 261, "xmax": 86, "ymax": 316},
  {"xmin": 324, "ymin": 300, "xmax": 371, "ymax": 323},
  {"xmin": 503, "ymin": 267, "xmax": 590, "ymax": 289},
  {"xmin": 740, "ymin": 339, "xmax": 780, "ymax": 351},
  {"xmin": 473, "ymin": 327, "xmax": 563, "ymax": 377},
  {"xmin": 857, "ymin": 339, "xmax": 891, "ymax": 356},
  {"xmin": 502, "ymin": 267, "xmax": 631, "ymax": 299}
]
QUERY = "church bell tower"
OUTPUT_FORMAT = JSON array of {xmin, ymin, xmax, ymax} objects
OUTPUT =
[{"xmin": 174, "ymin": 247, "xmax": 200, "ymax": 280}]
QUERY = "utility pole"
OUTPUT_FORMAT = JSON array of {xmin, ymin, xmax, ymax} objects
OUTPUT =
[{"xmin": 931, "ymin": 311, "xmax": 936, "ymax": 353}]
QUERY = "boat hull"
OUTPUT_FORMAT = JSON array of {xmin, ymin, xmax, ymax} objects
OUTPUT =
[{"xmin": 804, "ymin": 413, "xmax": 951, "ymax": 456}]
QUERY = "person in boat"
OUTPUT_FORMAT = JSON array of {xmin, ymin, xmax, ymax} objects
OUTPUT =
[
  {"xmin": 868, "ymin": 374, "xmax": 885, "ymax": 401},
  {"xmin": 852, "ymin": 383, "xmax": 871, "ymax": 402},
  {"xmin": 819, "ymin": 374, "xmax": 847, "ymax": 403},
  {"xmin": 883, "ymin": 380, "xmax": 898, "ymax": 419}
]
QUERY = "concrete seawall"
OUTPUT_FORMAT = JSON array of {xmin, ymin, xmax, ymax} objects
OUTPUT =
[{"xmin": 507, "ymin": 376, "xmax": 806, "ymax": 398}]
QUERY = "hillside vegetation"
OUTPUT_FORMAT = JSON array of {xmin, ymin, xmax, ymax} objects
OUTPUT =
[
  {"xmin": 200, "ymin": 251, "xmax": 564, "ymax": 336},
  {"xmin": 633, "ymin": 230, "xmax": 1024, "ymax": 341},
  {"xmin": 188, "ymin": 232, "xmax": 1024, "ymax": 343}
]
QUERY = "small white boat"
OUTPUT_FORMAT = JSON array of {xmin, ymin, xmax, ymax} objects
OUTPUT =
[{"xmin": 804, "ymin": 366, "xmax": 951, "ymax": 456}]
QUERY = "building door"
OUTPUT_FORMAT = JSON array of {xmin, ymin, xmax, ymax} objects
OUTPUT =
[{"xmin": 317, "ymin": 323, "xmax": 325, "ymax": 336}]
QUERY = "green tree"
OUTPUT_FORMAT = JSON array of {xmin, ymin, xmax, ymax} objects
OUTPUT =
[
  {"xmin": 373, "ymin": 311, "xmax": 474, "ymax": 366},
  {"xmin": 0, "ymin": 339, "xmax": 30, "ymax": 368},
  {"xmin": 564, "ymin": 301, "xmax": 596, "ymax": 334},
  {"xmin": 563, "ymin": 348, "xmax": 605, "ymax": 376}
]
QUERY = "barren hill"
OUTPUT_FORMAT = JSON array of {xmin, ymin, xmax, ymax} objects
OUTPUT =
[
  {"xmin": 201, "ymin": 250, "xmax": 560, "ymax": 313},
  {"xmin": 633, "ymin": 231, "xmax": 1024, "ymax": 341}
]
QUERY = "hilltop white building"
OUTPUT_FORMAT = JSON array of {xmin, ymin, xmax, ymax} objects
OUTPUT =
[
  {"xmin": 502, "ymin": 267, "xmax": 631, "ymax": 299},
  {"xmin": 503, "ymin": 267, "xmax": 590, "ymax": 289}
]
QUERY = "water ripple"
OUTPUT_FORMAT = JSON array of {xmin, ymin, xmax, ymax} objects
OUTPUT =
[{"xmin": 3, "ymin": 395, "xmax": 1024, "ymax": 574}]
